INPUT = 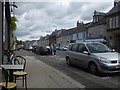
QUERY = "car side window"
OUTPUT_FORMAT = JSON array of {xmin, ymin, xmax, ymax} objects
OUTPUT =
[
  {"xmin": 71, "ymin": 44, "xmax": 78, "ymax": 52},
  {"xmin": 77, "ymin": 44, "xmax": 88, "ymax": 53},
  {"xmin": 68, "ymin": 44, "xmax": 73, "ymax": 51}
]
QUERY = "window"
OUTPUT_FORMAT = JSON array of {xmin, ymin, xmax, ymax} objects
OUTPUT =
[
  {"xmin": 68, "ymin": 44, "xmax": 73, "ymax": 51},
  {"xmin": 87, "ymin": 43, "xmax": 111, "ymax": 53},
  {"xmin": 116, "ymin": 16, "xmax": 119, "ymax": 28},
  {"xmin": 109, "ymin": 18, "xmax": 112, "ymax": 29},
  {"xmin": 93, "ymin": 17, "xmax": 95, "ymax": 22},
  {"xmin": 71, "ymin": 44, "xmax": 78, "ymax": 52},
  {"xmin": 77, "ymin": 33, "xmax": 79, "ymax": 39},
  {"xmin": 77, "ymin": 44, "xmax": 88, "ymax": 53},
  {"xmin": 96, "ymin": 16, "xmax": 99, "ymax": 22},
  {"xmin": 109, "ymin": 16, "xmax": 119, "ymax": 29},
  {"xmin": 113, "ymin": 17, "xmax": 116, "ymax": 28}
]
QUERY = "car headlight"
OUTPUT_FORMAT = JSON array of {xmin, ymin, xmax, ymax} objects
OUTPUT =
[{"xmin": 99, "ymin": 57, "xmax": 111, "ymax": 64}]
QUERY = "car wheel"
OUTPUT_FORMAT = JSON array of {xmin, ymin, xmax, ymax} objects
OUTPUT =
[
  {"xmin": 66, "ymin": 57, "xmax": 72, "ymax": 66},
  {"xmin": 89, "ymin": 63, "xmax": 99, "ymax": 75}
]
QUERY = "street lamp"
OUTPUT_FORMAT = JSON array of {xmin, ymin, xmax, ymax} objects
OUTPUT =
[{"xmin": 10, "ymin": 2, "xmax": 18, "ymax": 16}]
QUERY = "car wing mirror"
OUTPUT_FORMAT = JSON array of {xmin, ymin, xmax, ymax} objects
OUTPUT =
[{"xmin": 83, "ymin": 51, "xmax": 90, "ymax": 55}]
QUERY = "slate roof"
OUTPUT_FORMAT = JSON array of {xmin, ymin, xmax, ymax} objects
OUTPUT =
[
  {"xmin": 58, "ymin": 23, "xmax": 87, "ymax": 38},
  {"xmin": 57, "ymin": 28, "xmax": 75, "ymax": 38},
  {"xmin": 95, "ymin": 11, "xmax": 106, "ymax": 16},
  {"xmin": 45, "ymin": 35, "xmax": 50, "ymax": 40},
  {"xmin": 87, "ymin": 17, "xmax": 106, "ymax": 28},
  {"xmin": 49, "ymin": 30, "xmax": 58, "ymax": 37},
  {"xmin": 71, "ymin": 24, "xmax": 87, "ymax": 34},
  {"xmin": 106, "ymin": 5, "xmax": 120, "ymax": 15},
  {"xmin": 86, "ymin": 11, "xmax": 106, "ymax": 28}
]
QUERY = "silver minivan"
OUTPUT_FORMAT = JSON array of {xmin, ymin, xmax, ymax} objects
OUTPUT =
[{"xmin": 66, "ymin": 42, "xmax": 120, "ymax": 74}]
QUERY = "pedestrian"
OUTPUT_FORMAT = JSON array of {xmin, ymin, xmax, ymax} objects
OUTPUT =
[
  {"xmin": 53, "ymin": 44, "xmax": 56, "ymax": 55},
  {"xmin": 50, "ymin": 44, "xmax": 53, "ymax": 55}
]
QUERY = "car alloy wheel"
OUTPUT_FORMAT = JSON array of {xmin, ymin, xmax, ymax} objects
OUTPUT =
[
  {"xmin": 66, "ymin": 58, "xmax": 71, "ymax": 66},
  {"xmin": 89, "ymin": 63, "xmax": 99, "ymax": 75}
]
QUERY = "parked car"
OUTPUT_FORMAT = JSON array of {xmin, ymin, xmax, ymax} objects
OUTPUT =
[
  {"xmin": 56, "ymin": 46, "xmax": 60, "ymax": 50},
  {"xmin": 66, "ymin": 42, "xmax": 120, "ymax": 74},
  {"xmin": 32, "ymin": 45, "xmax": 38, "ymax": 53},
  {"xmin": 35, "ymin": 46, "xmax": 51, "ymax": 55},
  {"xmin": 28, "ymin": 46, "xmax": 33, "ymax": 51},
  {"xmin": 62, "ymin": 45, "xmax": 68, "ymax": 51},
  {"xmin": 16, "ymin": 45, "xmax": 24, "ymax": 50},
  {"xmin": 59, "ymin": 45, "xmax": 68, "ymax": 51}
]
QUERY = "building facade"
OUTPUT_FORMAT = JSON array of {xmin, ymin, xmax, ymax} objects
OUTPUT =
[
  {"xmin": 86, "ymin": 11, "xmax": 107, "ymax": 43},
  {"xmin": 37, "ymin": 35, "xmax": 49, "ymax": 46},
  {"xmin": 57, "ymin": 28, "xmax": 73, "ymax": 47},
  {"xmin": 106, "ymin": 1, "xmax": 120, "ymax": 51},
  {"xmin": 72, "ymin": 21, "xmax": 87, "ymax": 42}
]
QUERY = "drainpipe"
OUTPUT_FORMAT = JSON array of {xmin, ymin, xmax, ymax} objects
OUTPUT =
[
  {"xmin": 5, "ymin": 2, "xmax": 11, "ymax": 62},
  {"xmin": 0, "ymin": 1, "xmax": 3, "ymax": 64}
]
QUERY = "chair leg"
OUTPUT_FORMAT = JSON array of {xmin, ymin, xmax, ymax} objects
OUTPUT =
[
  {"xmin": 15, "ymin": 76, "xmax": 16, "ymax": 83},
  {"xmin": 22, "ymin": 76, "xmax": 24, "ymax": 87},
  {"xmin": 14, "ymin": 86, "xmax": 17, "ymax": 90},
  {"xmin": 25, "ymin": 75, "xmax": 27, "ymax": 90}
]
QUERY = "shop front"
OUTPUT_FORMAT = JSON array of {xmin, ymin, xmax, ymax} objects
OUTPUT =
[{"xmin": 107, "ymin": 29, "xmax": 120, "ymax": 52}]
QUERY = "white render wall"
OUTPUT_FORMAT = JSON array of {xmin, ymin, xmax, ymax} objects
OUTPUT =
[{"xmin": 72, "ymin": 32, "xmax": 86, "ymax": 41}]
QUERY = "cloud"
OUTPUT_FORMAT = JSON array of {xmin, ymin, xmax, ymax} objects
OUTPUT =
[{"xmin": 15, "ymin": 1, "xmax": 113, "ymax": 41}]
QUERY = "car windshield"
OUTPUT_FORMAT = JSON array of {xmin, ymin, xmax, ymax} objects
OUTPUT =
[{"xmin": 86, "ymin": 43, "xmax": 111, "ymax": 53}]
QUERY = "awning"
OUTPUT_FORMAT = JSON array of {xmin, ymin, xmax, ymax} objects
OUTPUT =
[{"xmin": 85, "ymin": 38, "xmax": 106, "ymax": 42}]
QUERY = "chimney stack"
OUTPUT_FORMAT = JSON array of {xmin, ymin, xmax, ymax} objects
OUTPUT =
[
  {"xmin": 114, "ymin": 0, "xmax": 120, "ymax": 6},
  {"xmin": 77, "ymin": 21, "xmax": 84, "ymax": 27}
]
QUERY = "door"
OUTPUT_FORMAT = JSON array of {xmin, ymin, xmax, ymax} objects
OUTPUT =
[
  {"xmin": 116, "ymin": 36, "xmax": 120, "ymax": 52},
  {"xmin": 69, "ymin": 44, "xmax": 78, "ymax": 65},
  {"xmin": 76, "ymin": 44, "xmax": 90, "ymax": 68}
]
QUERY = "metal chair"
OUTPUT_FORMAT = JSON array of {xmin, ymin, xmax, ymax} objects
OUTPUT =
[
  {"xmin": 13, "ymin": 56, "xmax": 27, "ymax": 90},
  {"xmin": 0, "ymin": 67, "xmax": 16, "ymax": 90}
]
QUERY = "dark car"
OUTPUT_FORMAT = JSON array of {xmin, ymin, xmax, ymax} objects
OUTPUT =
[
  {"xmin": 35, "ymin": 46, "xmax": 51, "ymax": 55},
  {"xmin": 32, "ymin": 45, "xmax": 38, "ymax": 53}
]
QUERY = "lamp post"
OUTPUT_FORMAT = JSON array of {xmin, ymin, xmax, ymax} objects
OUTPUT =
[
  {"xmin": 10, "ymin": 2, "xmax": 18, "ymax": 16},
  {"xmin": 10, "ymin": 1, "xmax": 18, "ymax": 50}
]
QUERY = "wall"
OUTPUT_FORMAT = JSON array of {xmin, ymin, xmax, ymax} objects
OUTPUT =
[
  {"xmin": 60, "ymin": 36, "xmax": 69, "ymax": 46},
  {"xmin": 72, "ymin": 32, "xmax": 86, "ymax": 41},
  {"xmin": 87, "ymin": 25, "xmax": 107, "ymax": 38}
]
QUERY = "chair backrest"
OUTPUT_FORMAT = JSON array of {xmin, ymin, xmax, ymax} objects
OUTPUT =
[
  {"xmin": 14, "ymin": 56, "xmax": 26, "ymax": 71},
  {"xmin": 1, "ymin": 67, "xmax": 8, "ymax": 87}
]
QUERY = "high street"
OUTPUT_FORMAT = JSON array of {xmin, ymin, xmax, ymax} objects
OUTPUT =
[{"xmin": 16, "ymin": 49, "xmax": 120, "ymax": 89}]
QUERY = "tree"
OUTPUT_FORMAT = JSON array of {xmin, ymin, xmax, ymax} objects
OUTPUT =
[
  {"xmin": 16, "ymin": 40, "xmax": 23, "ymax": 45},
  {"xmin": 10, "ymin": 16, "xmax": 17, "ymax": 49},
  {"xmin": 10, "ymin": 16, "xmax": 17, "ymax": 31}
]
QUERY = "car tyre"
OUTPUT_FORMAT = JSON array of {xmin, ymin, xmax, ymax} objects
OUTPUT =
[
  {"xmin": 89, "ymin": 62, "xmax": 99, "ymax": 75},
  {"xmin": 66, "ymin": 57, "xmax": 72, "ymax": 66}
]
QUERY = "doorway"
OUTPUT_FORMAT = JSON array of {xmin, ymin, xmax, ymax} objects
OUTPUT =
[{"xmin": 116, "ymin": 35, "xmax": 120, "ymax": 52}]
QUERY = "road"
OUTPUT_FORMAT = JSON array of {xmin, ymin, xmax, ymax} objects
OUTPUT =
[{"xmin": 16, "ymin": 49, "xmax": 120, "ymax": 88}]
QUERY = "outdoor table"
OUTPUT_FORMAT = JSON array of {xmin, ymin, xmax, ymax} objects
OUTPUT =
[{"xmin": 1, "ymin": 65, "xmax": 24, "ymax": 82}]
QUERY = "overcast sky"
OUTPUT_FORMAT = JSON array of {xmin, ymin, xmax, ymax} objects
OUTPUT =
[{"xmin": 14, "ymin": 0, "xmax": 114, "ymax": 41}]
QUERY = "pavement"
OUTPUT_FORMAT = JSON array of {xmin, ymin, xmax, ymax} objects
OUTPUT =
[{"xmin": 16, "ymin": 56, "xmax": 85, "ymax": 89}]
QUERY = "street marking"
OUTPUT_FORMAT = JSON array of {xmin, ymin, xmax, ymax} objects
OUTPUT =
[
  {"xmin": 55, "ymin": 56, "xmax": 65, "ymax": 61},
  {"xmin": 102, "ymin": 77, "xmax": 111, "ymax": 79}
]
